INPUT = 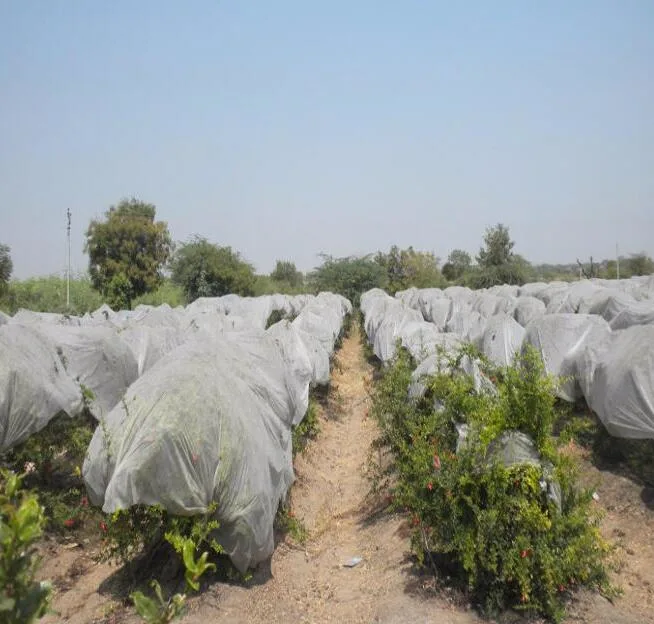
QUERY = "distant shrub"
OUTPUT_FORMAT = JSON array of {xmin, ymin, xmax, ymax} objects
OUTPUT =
[
  {"xmin": 308, "ymin": 254, "xmax": 387, "ymax": 306},
  {"xmin": 133, "ymin": 280, "xmax": 185, "ymax": 308},
  {"xmin": 0, "ymin": 274, "xmax": 103, "ymax": 315}
]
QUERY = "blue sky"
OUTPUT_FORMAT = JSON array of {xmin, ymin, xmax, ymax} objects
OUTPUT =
[{"xmin": 1, "ymin": 1, "xmax": 653, "ymax": 278}]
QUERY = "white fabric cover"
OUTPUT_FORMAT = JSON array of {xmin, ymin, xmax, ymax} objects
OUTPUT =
[
  {"xmin": 118, "ymin": 326, "xmax": 186, "ymax": 377},
  {"xmin": 10, "ymin": 309, "xmax": 82, "ymax": 326},
  {"xmin": 400, "ymin": 321, "xmax": 462, "ymax": 364},
  {"xmin": 513, "ymin": 297, "xmax": 546, "ymax": 328},
  {"xmin": 0, "ymin": 325, "xmax": 83, "ymax": 452},
  {"xmin": 82, "ymin": 334, "xmax": 296, "ymax": 573},
  {"xmin": 34, "ymin": 325, "xmax": 139, "ymax": 419},
  {"xmin": 522, "ymin": 314, "xmax": 611, "ymax": 402},
  {"xmin": 586, "ymin": 326, "xmax": 654, "ymax": 438},
  {"xmin": 608, "ymin": 300, "xmax": 654, "ymax": 330},
  {"xmin": 476, "ymin": 315, "xmax": 526, "ymax": 367}
]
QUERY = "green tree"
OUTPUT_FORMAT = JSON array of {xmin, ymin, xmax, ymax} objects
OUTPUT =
[
  {"xmin": 442, "ymin": 249, "xmax": 472, "ymax": 282},
  {"xmin": 309, "ymin": 254, "xmax": 386, "ymax": 306},
  {"xmin": 270, "ymin": 260, "xmax": 303, "ymax": 289},
  {"xmin": 0, "ymin": 243, "xmax": 12, "ymax": 296},
  {"xmin": 472, "ymin": 224, "xmax": 530, "ymax": 287},
  {"xmin": 477, "ymin": 223, "xmax": 514, "ymax": 268},
  {"xmin": 401, "ymin": 248, "xmax": 443, "ymax": 289},
  {"xmin": 171, "ymin": 236, "xmax": 256, "ymax": 303},
  {"xmin": 85, "ymin": 198, "xmax": 172, "ymax": 310},
  {"xmin": 626, "ymin": 252, "xmax": 654, "ymax": 277},
  {"xmin": 375, "ymin": 246, "xmax": 443, "ymax": 293},
  {"xmin": 604, "ymin": 259, "xmax": 618, "ymax": 279}
]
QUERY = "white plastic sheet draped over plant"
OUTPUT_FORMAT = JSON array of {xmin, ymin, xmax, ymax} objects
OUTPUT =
[
  {"xmin": 80, "ymin": 292, "xmax": 351, "ymax": 572},
  {"xmin": 584, "ymin": 326, "xmax": 654, "ymax": 439},
  {"xmin": 522, "ymin": 314, "xmax": 611, "ymax": 402},
  {"xmin": 83, "ymin": 334, "xmax": 296, "ymax": 573},
  {"xmin": 33, "ymin": 325, "xmax": 139, "ymax": 419},
  {"xmin": 0, "ymin": 325, "xmax": 83, "ymax": 452},
  {"xmin": 361, "ymin": 273, "xmax": 654, "ymax": 439},
  {"xmin": 474, "ymin": 315, "xmax": 525, "ymax": 367}
]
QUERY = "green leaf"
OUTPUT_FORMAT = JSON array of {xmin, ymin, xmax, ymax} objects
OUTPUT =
[
  {"xmin": 131, "ymin": 590, "xmax": 162, "ymax": 623},
  {"xmin": 0, "ymin": 594, "xmax": 16, "ymax": 612}
]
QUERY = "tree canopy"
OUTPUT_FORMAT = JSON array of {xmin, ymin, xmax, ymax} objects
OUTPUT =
[
  {"xmin": 476, "ymin": 223, "xmax": 515, "ymax": 268},
  {"xmin": 374, "ymin": 246, "xmax": 443, "ymax": 293},
  {"xmin": 309, "ymin": 254, "xmax": 386, "ymax": 306},
  {"xmin": 270, "ymin": 260, "xmax": 304, "ymax": 289},
  {"xmin": 626, "ymin": 253, "xmax": 654, "ymax": 277},
  {"xmin": 84, "ymin": 198, "xmax": 172, "ymax": 310},
  {"xmin": 442, "ymin": 249, "xmax": 472, "ymax": 282},
  {"xmin": 471, "ymin": 224, "xmax": 530, "ymax": 287},
  {"xmin": 0, "ymin": 243, "xmax": 12, "ymax": 296},
  {"xmin": 170, "ymin": 236, "xmax": 256, "ymax": 302}
]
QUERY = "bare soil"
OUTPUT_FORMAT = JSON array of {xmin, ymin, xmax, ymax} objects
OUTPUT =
[{"xmin": 37, "ymin": 324, "xmax": 654, "ymax": 623}]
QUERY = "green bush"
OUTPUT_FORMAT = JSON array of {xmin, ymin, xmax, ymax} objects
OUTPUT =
[
  {"xmin": 253, "ymin": 274, "xmax": 308, "ymax": 296},
  {"xmin": 99, "ymin": 503, "xmax": 224, "ymax": 579},
  {"xmin": 109, "ymin": 504, "xmax": 222, "ymax": 623},
  {"xmin": 131, "ymin": 580, "xmax": 186, "ymax": 624},
  {"xmin": 370, "ymin": 345, "xmax": 617, "ymax": 621},
  {"xmin": 0, "ymin": 410, "xmax": 97, "ymax": 533},
  {"xmin": 0, "ymin": 274, "xmax": 185, "ymax": 315},
  {"xmin": 292, "ymin": 400, "xmax": 320, "ymax": 456},
  {"xmin": 170, "ymin": 236, "xmax": 256, "ymax": 302},
  {"xmin": 0, "ymin": 469, "xmax": 53, "ymax": 623},
  {"xmin": 0, "ymin": 275, "xmax": 103, "ymax": 315},
  {"xmin": 308, "ymin": 254, "xmax": 387, "ymax": 306},
  {"xmin": 559, "ymin": 411, "xmax": 654, "ymax": 487},
  {"xmin": 133, "ymin": 280, "xmax": 185, "ymax": 308}
]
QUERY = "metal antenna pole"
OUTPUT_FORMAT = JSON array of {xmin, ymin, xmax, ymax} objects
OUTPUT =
[
  {"xmin": 66, "ymin": 208, "xmax": 71, "ymax": 308},
  {"xmin": 616, "ymin": 243, "xmax": 620, "ymax": 280}
]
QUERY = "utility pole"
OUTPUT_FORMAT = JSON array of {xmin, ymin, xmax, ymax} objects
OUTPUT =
[
  {"xmin": 66, "ymin": 208, "xmax": 71, "ymax": 308},
  {"xmin": 616, "ymin": 242, "xmax": 620, "ymax": 280}
]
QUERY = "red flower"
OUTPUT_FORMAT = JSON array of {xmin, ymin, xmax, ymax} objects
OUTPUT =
[
  {"xmin": 427, "ymin": 482, "xmax": 433, "ymax": 491},
  {"xmin": 558, "ymin": 584, "xmax": 566, "ymax": 592},
  {"xmin": 63, "ymin": 518, "xmax": 76, "ymax": 528},
  {"xmin": 412, "ymin": 515, "xmax": 420, "ymax": 527},
  {"xmin": 80, "ymin": 496, "xmax": 89, "ymax": 507},
  {"xmin": 99, "ymin": 521, "xmax": 108, "ymax": 533},
  {"xmin": 432, "ymin": 454, "xmax": 441, "ymax": 471},
  {"xmin": 520, "ymin": 549, "xmax": 528, "ymax": 558}
]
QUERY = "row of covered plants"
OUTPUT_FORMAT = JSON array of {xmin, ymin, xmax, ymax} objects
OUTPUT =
[{"xmin": 368, "ymin": 335, "xmax": 619, "ymax": 622}]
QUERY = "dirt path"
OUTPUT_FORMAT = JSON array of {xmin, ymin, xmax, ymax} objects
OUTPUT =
[{"xmin": 183, "ymin": 324, "xmax": 479, "ymax": 624}]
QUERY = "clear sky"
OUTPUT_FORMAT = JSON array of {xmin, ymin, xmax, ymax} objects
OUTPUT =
[{"xmin": 1, "ymin": 1, "xmax": 653, "ymax": 278}]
